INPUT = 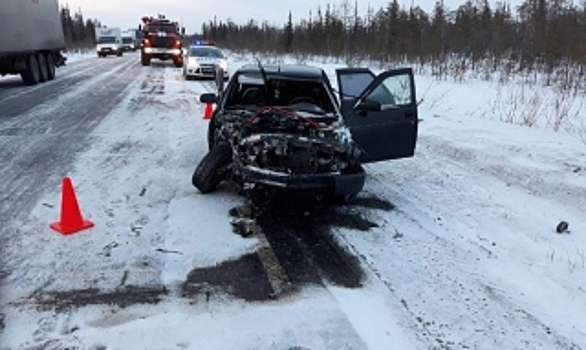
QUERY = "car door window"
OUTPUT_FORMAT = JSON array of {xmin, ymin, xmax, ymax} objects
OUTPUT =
[
  {"xmin": 338, "ymin": 72, "xmax": 374, "ymax": 99},
  {"xmin": 363, "ymin": 73, "xmax": 413, "ymax": 109}
]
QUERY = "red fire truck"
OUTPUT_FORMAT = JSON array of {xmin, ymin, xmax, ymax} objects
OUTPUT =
[{"xmin": 139, "ymin": 15, "xmax": 185, "ymax": 67}]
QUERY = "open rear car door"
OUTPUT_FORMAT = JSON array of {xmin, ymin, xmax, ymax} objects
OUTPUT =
[{"xmin": 336, "ymin": 68, "xmax": 418, "ymax": 163}]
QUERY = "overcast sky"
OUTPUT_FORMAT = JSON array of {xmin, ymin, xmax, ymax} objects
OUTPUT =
[{"xmin": 58, "ymin": 0, "xmax": 518, "ymax": 34}]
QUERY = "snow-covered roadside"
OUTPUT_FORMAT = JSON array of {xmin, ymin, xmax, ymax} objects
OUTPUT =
[
  {"xmin": 336, "ymin": 111, "xmax": 586, "ymax": 348},
  {"xmin": 415, "ymin": 75, "xmax": 586, "ymax": 144},
  {"xmin": 269, "ymin": 54, "xmax": 586, "ymax": 346}
]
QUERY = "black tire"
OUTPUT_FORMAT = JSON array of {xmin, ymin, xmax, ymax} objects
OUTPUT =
[
  {"xmin": 192, "ymin": 144, "xmax": 232, "ymax": 194},
  {"xmin": 118, "ymin": 51, "xmax": 123, "ymax": 57},
  {"xmin": 37, "ymin": 53, "xmax": 48, "ymax": 82},
  {"xmin": 20, "ymin": 54, "xmax": 40, "ymax": 85},
  {"xmin": 141, "ymin": 54, "xmax": 150, "ymax": 66},
  {"xmin": 207, "ymin": 118, "xmax": 219, "ymax": 150},
  {"xmin": 46, "ymin": 53, "xmax": 56, "ymax": 80}
]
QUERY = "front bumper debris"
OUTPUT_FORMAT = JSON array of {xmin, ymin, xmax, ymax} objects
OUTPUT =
[{"xmin": 242, "ymin": 165, "xmax": 365, "ymax": 196}]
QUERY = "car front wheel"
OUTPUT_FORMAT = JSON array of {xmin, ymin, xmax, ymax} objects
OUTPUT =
[{"xmin": 192, "ymin": 144, "xmax": 232, "ymax": 194}]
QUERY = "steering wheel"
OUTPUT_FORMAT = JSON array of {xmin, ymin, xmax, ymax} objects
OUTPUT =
[{"xmin": 289, "ymin": 96, "xmax": 318, "ymax": 106}]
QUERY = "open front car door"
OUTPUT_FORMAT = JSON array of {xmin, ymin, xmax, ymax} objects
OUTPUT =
[{"xmin": 336, "ymin": 68, "xmax": 418, "ymax": 163}]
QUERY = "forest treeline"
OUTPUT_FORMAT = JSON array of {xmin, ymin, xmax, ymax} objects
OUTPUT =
[
  {"xmin": 59, "ymin": 5, "xmax": 99, "ymax": 50},
  {"xmin": 60, "ymin": 0, "xmax": 586, "ymax": 82},
  {"xmin": 202, "ymin": 0, "xmax": 586, "ymax": 77}
]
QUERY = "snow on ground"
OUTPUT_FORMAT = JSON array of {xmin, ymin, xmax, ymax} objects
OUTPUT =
[
  {"xmin": 1, "ymin": 51, "xmax": 585, "ymax": 349},
  {"xmin": 339, "ymin": 112, "xmax": 586, "ymax": 347},
  {"xmin": 63, "ymin": 49, "xmax": 98, "ymax": 63}
]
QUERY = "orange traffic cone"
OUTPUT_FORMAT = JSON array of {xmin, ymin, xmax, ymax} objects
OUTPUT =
[
  {"xmin": 50, "ymin": 177, "xmax": 94, "ymax": 235},
  {"xmin": 203, "ymin": 103, "xmax": 214, "ymax": 120}
]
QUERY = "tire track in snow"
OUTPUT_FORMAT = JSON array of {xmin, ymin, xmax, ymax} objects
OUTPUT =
[
  {"xmin": 0, "ymin": 57, "xmax": 141, "ymax": 267},
  {"xmin": 0, "ymin": 61, "xmax": 174, "ymax": 313},
  {"xmin": 224, "ymin": 196, "xmax": 417, "ymax": 348},
  {"xmin": 421, "ymin": 133, "xmax": 586, "ymax": 213},
  {"xmin": 345, "ymin": 156, "xmax": 583, "ymax": 348},
  {"xmin": 337, "ymin": 188, "xmax": 580, "ymax": 349},
  {"xmin": 0, "ymin": 56, "xmax": 133, "ymax": 117}
]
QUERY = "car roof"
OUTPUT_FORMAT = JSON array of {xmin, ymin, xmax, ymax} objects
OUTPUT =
[{"xmin": 235, "ymin": 64, "xmax": 326, "ymax": 80}]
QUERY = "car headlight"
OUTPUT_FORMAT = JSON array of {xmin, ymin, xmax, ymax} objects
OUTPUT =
[
  {"xmin": 113, "ymin": 47, "xmax": 118, "ymax": 51},
  {"xmin": 96, "ymin": 45, "xmax": 100, "ymax": 51},
  {"xmin": 219, "ymin": 61, "xmax": 228, "ymax": 70}
]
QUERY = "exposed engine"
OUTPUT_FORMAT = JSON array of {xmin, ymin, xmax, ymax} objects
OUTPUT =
[{"xmin": 214, "ymin": 107, "xmax": 361, "ymax": 180}]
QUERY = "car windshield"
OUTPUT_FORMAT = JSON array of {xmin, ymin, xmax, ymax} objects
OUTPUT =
[
  {"xmin": 225, "ymin": 74, "xmax": 336, "ymax": 113},
  {"xmin": 189, "ymin": 47, "xmax": 223, "ymax": 58},
  {"xmin": 144, "ymin": 24, "xmax": 177, "ymax": 33},
  {"xmin": 122, "ymin": 38, "xmax": 133, "ymax": 44},
  {"xmin": 98, "ymin": 36, "xmax": 116, "ymax": 44}
]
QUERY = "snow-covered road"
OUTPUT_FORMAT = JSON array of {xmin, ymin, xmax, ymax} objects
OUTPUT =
[{"xmin": 0, "ymin": 52, "xmax": 584, "ymax": 349}]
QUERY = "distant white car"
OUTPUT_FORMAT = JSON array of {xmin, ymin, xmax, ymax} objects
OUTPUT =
[{"xmin": 183, "ymin": 41, "xmax": 228, "ymax": 80}]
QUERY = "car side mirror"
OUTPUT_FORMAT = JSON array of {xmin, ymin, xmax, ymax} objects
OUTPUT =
[
  {"xmin": 182, "ymin": 27, "xmax": 185, "ymax": 35},
  {"xmin": 200, "ymin": 93, "xmax": 217, "ymax": 104},
  {"xmin": 355, "ymin": 99, "xmax": 381, "ymax": 113}
]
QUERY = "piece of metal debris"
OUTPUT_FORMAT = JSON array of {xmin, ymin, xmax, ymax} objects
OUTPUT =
[
  {"xmin": 556, "ymin": 221, "xmax": 569, "ymax": 234},
  {"xmin": 155, "ymin": 248, "xmax": 183, "ymax": 255}
]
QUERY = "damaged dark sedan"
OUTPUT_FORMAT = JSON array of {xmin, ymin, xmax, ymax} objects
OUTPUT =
[{"xmin": 192, "ymin": 63, "xmax": 418, "ymax": 208}]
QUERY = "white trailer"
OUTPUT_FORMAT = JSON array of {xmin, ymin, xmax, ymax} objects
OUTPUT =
[{"xmin": 0, "ymin": 0, "xmax": 66, "ymax": 85}]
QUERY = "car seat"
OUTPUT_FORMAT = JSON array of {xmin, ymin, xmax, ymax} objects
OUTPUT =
[{"xmin": 240, "ymin": 86, "xmax": 264, "ymax": 105}]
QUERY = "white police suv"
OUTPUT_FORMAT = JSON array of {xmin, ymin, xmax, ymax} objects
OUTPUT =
[{"xmin": 183, "ymin": 41, "xmax": 229, "ymax": 80}]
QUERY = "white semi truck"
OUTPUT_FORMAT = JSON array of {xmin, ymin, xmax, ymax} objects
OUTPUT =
[
  {"xmin": 0, "ymin": 0, "xmax": 67, "ymax": 85},
  {"xmin": 95, "ymin": 27, "xmax": 123, "ymax": 57}
]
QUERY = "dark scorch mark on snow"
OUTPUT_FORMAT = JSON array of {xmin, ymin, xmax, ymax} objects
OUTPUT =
[
  {"xmin": 230, "ymin": 193, "xmax": 395, "ymax": 292},
  {"xmin": 181, "ymin": 253, "xmax": 274, "ymax": 302},
  {"xmin": 29, "ymin": 285, "xmax": 169, "ymax": 311},
  {"xmin": 349, "ymin": 195, "xmax": 396, "ymax": 211}
]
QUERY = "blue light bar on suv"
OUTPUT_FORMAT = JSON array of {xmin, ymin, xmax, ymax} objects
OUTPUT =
[{"xmin": 193, "ymin": 40, "xmax": 216, "ymax": 46}]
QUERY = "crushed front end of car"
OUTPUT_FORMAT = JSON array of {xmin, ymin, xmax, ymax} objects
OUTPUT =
[
  {"xmin": 199, "ymin": 105, "xmax": 366, "ymax": 207},
  {"xmin": 236, "ymin": 106, "xmax": 364, "ymax": 191}
]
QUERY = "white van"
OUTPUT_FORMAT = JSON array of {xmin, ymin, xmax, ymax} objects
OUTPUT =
[
  {"xmin": 121, "ymin": 30, "xmax": 138, "ymax": 51},
  {"xmin": 95, "ymin": 27, "xmax": 123, "ymax": 57}
]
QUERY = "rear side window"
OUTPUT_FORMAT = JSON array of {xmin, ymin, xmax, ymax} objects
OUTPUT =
[{"xmin": 338, "ymin": 73, "xmax": 374, "ymax": 99}]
